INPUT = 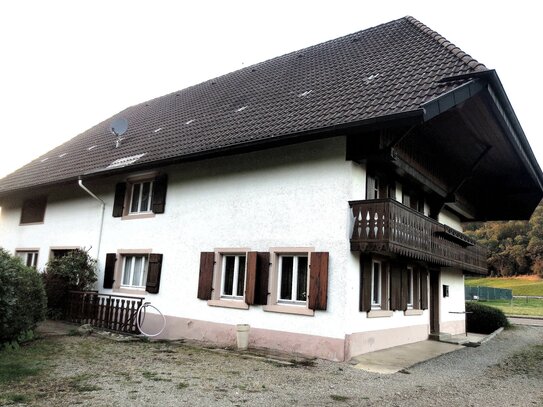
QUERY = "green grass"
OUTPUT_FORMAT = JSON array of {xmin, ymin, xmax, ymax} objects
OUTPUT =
[
  {"xmin": 476, "ymin": 298, "xmax": 543, "ymax": 316},
  {"xmin": 0, "ymin": 339, "xmax": 57, "ymax": 384},
  {"xmin": 465, "ymin": 276, "xmax": 543, "ymax": 296}
]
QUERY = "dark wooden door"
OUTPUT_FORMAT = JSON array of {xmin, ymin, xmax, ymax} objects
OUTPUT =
[{"xmin": 429, "ymin": 269, "xmax": 440, "ymax": 333}]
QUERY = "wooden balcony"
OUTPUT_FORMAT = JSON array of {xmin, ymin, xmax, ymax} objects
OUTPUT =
[{"xmin": 349, "ymin": 199, "xmax": 488, "ymax": 274}]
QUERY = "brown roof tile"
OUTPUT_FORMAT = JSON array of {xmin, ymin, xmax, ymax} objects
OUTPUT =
[{"xmin": 0, "ymin": 16, "xmax": 488, "ymax": 194}]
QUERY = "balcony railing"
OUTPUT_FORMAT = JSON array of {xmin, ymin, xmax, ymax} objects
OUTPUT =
[{"xmin": 349, "ymin": 199, "xmax": 487, "ymax": 274}]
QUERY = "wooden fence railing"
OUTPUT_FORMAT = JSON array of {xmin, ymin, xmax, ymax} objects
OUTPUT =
[
  {"xmin": 349, "ymin": 199, "xmax": 488, "ymax": 274},
  {"xmin": 66, "ymin": 291, "xmax": 144, "ymax": 334}
]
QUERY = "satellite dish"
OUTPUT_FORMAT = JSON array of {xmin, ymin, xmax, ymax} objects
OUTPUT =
[
  {"xmin": 109, "ymin": 118, "xmax": 128, "ymax": 137},
  {"xmin": 110, "ymin": 118, "xmax": 128, "ymax": 148}
]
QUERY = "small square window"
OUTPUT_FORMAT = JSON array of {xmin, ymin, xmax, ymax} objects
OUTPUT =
[
  {"xmin": 121, "ymin": 255, "xmax": 149, "ymax": 289},
  {"xmin": 16, "ymin": 250, "xmax": 39, "ymax": 268},
  {"xmin": 20, "ymin": 196, "xmax": 47, "ymax": 224}
]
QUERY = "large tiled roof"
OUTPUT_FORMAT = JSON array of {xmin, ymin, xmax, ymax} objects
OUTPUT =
[{"xmin": 0, "ymin": 16, "xmax": 487, "ymax": 194}]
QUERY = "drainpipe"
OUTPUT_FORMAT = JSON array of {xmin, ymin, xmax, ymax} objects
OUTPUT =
[{"xmin": 78, "ymin": 178, "xmax": 105, "ymax": 260}]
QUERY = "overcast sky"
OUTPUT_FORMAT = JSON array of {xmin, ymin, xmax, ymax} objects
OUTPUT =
[{"xmin": 0, "ymin": 1, "xmax": 541, "ymax": 178}]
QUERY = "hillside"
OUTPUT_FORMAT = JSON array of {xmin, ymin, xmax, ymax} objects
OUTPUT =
[{"xmin": 465, "ymin": 276, "xmax": 543, "ymax": 296}]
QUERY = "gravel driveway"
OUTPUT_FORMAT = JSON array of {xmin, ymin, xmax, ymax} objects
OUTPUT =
[{"xmin": 2, "ymin": 325, "xmax": 541, "ymax": 406}]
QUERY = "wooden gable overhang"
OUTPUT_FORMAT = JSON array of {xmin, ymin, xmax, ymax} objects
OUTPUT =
[{"xmin": 348, "ymin": 70, "xmax": 543, "ymax": 222}]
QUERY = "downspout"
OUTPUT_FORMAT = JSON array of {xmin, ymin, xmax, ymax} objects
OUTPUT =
[{"xmin": 78, "ymin": 178, "xmax": 105, "ymax": 260}]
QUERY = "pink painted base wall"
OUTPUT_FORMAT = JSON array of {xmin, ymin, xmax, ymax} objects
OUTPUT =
[
  {"xmin": 143, "ymin": 313, "xmax": 345, "ymax": 361},
  {"xmin": 440, "ymin": 319, "xmax": 465, "ymax": 335}
]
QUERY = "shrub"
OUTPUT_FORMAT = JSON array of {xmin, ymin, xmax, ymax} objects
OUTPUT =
[
  {"xmin": 0, "ymin": 248, "xmax": 46, "ymax": 344},
  {"xmin": 43, "ymin": 249, "xmax": 97, "ymax": 318},
  {"xmin": 466, "ymin": 301, "xmax": 510, "ymax": 334}
]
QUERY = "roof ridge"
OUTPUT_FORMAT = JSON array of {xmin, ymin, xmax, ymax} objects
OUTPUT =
[{"xmin": 405, "ymin": 16, "xmax": 487, "ymax": 72}]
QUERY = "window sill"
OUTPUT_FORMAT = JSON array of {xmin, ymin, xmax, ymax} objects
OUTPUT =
[
  {"xmin": 121, "ymin": 213, "xmax": 156, "ymax": 220},
  {"xmin": 367, "ymin": 310, "xmax": 393, "ymax": 318},
  {"xmin": 207, "ymin": 299, "xmax": 249, "ymax": 310},
  {"xmin": 19, "ymin": 222, "xmax": 44, "ymax": 226},
  {"xmin": 263, "ymin": 304, "xmax": 314, "ymax": 316},
  {"xmin": 113, "ymin": 287, "xmax": 147, "ymax": 296},
  {"xmin": 404, "ymin": 309, "xmax": 424, "ymax": 316}
]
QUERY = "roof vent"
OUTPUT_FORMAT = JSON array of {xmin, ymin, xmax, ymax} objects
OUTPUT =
[
  {"xmin": 107, "ymin": 153, "xmax": 146, "ymax": 169},
  {"xmin": 88, "ymin": 145, "xmax": 97, "ymax": 151},
  {"xmin": 236, "ymin": 106, "xmax": 248, "ymax": 112},
  {"xmin": 40, "ymin": 157, "xmax": 49, "ymax": 163},
  {"xmin": 58, "ymin": 153, "xmax": 67, "ymax": 158},
  {"xmin": 153, "ymin": 128, "xmax": 162, "ymax": 133},
  {"xmin": 185, "ymin": 119, "xmax": 194, "ymax": 125},
  {"xmin": 363, "ymin": 74, "xmax": 380, "ymax": 84},
  {"xmin": 298, "ymin": 90, "xmax": 313, "ymax": 97}
]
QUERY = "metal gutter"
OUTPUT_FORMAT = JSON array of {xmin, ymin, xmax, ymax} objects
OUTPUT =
[{"xmin": 77, "ymin": 178, "xmax": 105, "ymax": 261}]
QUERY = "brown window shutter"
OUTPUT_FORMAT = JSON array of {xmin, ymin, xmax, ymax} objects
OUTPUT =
[
  {"xmin": 380, "ymin": 262, "xmax": 389, "ymax": 310},
  {"xmin": 197, "ymin": 252, "xmax": 215, "ymax": 300},
  {"xmin": 400, "ymin": 267, "xmax": 408, "ymax": 311},
  {"xmin": 420, "ymin": 269, "xmax": 429, "ymax": 309},
  {"xmin": 413, "ymin": 268, "xmax": 421, "ymax": 309},
  {"xmin": 245, "ymin": 252, "xmax": 257, "ymax": 305},
  {"xmin": 20, "ymin": 196, "xmax": 47, "ymax": 224},
  {"xmin": 113, "ymin": 183, "xmax": 126, "ymax": 217},
  {"xmin": 390, "ymin": 264, "xmax": 402, "ymax": 310},
  {"xmin": 103, "ymin": 253, "xmax": 117, "ymax": 289},
  {"xmin": 308, "ymin": 252, "xmax": 329, "ymax": 311},
  {"xmin": 366, "ymin": 175, "xmax": 375, "ymax": 200},
  {"xmin": 152, "ymin": 174, "xmax": 168, "ymax": 214},
  {"xmin": 146, "ymin": 254, "xmax": 163, "ymax": 294},
  {"xmin": 252, "ymin": 252, "xmax": 270, "ymax": 305},
  {"xmin": 360, "ymin": 255, "xmax": 372, "ymax": 312}
]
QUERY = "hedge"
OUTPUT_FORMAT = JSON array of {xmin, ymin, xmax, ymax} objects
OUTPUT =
[
  {"xmin": 0, "ymin": 248, "xmax": 46, "ymax": 344},
  {"xmin": 466, "ymin": 301, "xmax": 510, "ymax": 334}
]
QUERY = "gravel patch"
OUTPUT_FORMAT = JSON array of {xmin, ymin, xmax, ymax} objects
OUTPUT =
[{"xmin": 1, "ymin": 325, "xmax": 542, "ymax": 406}]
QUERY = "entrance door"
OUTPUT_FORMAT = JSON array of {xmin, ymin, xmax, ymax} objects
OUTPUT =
[{"xmin": 429, "ymin": 269, "xmax": 440, "ymax": 333}]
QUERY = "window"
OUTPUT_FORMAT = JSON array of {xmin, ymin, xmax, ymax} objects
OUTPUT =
[
  {"xmin": 103, "ymin": 251, "xmax": 163, "ymax": 294},
  {"xmin": 113, "ymin": 174, "xmax": 168, "ymax": 218},
  {"xmin": 371, "ymin": 261, "xmax": 381, "ymax": 308},
  {"xmin": 373, "ymin": 177, "xmax": 380, "ymax": 199},
  {"xmin": 16, "ymin": 250, "xmax": 38, "ymax": 268},
  {"xmin": 121, "ymin": 255, "xmax": 148, "ymax": 288},
  {"xmin": 278, "ymin": 255, "xmax": 308, "ymax": 304},
  {"xmin": 407, "ymin": 267, "xmax": 414, "ymax": 308},
  {"xmin": 129, "ymin": 180, "xmax": 153, "ymax": 214},
  {"xmin": 221, "ymin": 254, "xmax": 246, "ymax": 299},
  {"xmin": 20, "ymin": 196, "xmax": 47, "ymax": 224}
]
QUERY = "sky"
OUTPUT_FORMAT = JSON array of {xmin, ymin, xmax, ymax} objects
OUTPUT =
[{"xmin": 0, "ymin": 1, "xmax": 541, "ymax": 178}]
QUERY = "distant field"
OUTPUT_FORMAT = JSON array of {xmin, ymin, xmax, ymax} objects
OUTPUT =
[
  {"xmin": 465, "ymin": 276, "xmax": 543, "ymax": 296},
  {"xmin": 472, "ymin": 298, "xmax": 543, "ymax": 317}
]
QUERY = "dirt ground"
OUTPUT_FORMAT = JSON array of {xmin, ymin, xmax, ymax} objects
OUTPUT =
[{"xmin": 0, "ymin": 323, "xmax": 542, "ymax": 406}]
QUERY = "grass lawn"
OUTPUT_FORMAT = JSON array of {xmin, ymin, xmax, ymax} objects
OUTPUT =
[
  {"xmin": 465, "ymin": 276, "xmax": 543, "ymax": 296},
  {"xmin": 475, "ymin": 298, "xmax": 543, "ymax": 317}
]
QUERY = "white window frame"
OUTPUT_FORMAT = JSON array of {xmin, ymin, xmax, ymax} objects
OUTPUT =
[
  {"xmin": 407, "ymin": 266, "xmax": 414, "ymax": 309},
  {"xmin": 16, "ymin": 250, "xmax": 39, "ymax": 269},
  {"xmin": 120, "ymin": 254, "xmax": 149, "ymax": 289},
  {"xmin": 374, "ymin": 176, "xmax": 380, "ymax": 199},
  {"xmin": 277, "ymin": 254, "xmax": 309, "ymax": 305},
  {"xmin": 371, "ymin": 260, "xmax": 382, "ymax": 309},
  {"xmin": 128, "ymin": 180, "xmax": 154, "ymax": 214},
  {"xmin": 220, "ymin": 254, "xmax": 247, "ymax": 300}
]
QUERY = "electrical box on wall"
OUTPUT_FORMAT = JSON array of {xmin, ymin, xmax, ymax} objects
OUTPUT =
[{"xmin": 443, "ymin": 285, "xmax": 449, "ymax": 298}]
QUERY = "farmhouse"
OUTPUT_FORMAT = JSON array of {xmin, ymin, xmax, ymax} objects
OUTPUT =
[{"xmin": 0, "ymin": 17, "xmax": 541, "ymax": 361}]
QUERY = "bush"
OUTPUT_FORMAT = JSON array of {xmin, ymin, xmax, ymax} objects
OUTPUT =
[
  {"xmin": 43, "ymin": 249, "xmax": 97, "ymax": 318},
  {"xmin": 466, "ymin": 301, "xmax": 510, "ymax": 334},
  {"xmin": 0, "ymin": 248, "xmax": 46, "ymax": 344}
]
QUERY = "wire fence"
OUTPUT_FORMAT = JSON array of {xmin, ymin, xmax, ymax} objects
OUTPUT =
[{"xmin": 465, "ymin": 286, "xmax": 513, "ymax": 301}]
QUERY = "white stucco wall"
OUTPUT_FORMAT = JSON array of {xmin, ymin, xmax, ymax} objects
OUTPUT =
[
  {"xmin": 439, "ymin": 268, "xmax": 466, "ymax": 335},
  {"xmin": 438, "ymin": 209, "xmax": 463, "ymax": 232}
]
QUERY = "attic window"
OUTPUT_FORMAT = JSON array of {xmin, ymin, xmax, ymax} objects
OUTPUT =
[
  {"xmin": 153, "ymin": 128, "xmax": 162, "ymax": 133},
  {"xmin": 107, "ymin": 153, "xmax": 146, "ymax": 169},
  {"xmin": 363, "ymin": 74, "xmax": 380, "ymax": 84},
  {"xmin": 88, "ymin": 145, "xmax": 97, "ymax": 151},
  {"xmin": 298, "ymin": 90, "xmax": 313, "ymax": 97},
  {"xmin": 185, "ymin": 119, "xmax": 194, "ymax": 125},
  {"xmin": 236, "ymin": 106, "xmax": 248, "ymax": 112}
]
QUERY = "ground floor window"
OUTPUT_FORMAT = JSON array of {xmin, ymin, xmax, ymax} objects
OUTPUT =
[
  {"xmin": 221, "ymin": 254, "xmax": 246, "ymax": 299},
  {"xmin": 278, "ymin": 255, "xmax": 308, "ymax": 304},
  {"xmin": 121, "ymin": 255, "xmax": 148, "ymax": 288},
  {"xmin": 407, "ymin": 266, "xmax": 414, "ymax": 308},
  {"xmin": 16, "ymin": 250, "xmax": 38, "ymax": 268},
  {"xmin": 371, "ymin": 260, "xmax": 382, "ymax": 308}
]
